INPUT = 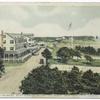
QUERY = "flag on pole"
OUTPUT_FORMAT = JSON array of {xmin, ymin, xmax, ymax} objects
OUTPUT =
[{"xmin": 68, "ymin": 22, "xmax": 72, "ymax": 30}]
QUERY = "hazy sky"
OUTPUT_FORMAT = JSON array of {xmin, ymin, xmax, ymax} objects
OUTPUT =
[{"xmin": 0, "ymin": 3, "xmax": 100, "ymax": 37}]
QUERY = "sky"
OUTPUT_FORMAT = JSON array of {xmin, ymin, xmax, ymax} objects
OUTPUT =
[{"xmin": 0, "ymin": 3, "xmax": 100, "ymax": 37}]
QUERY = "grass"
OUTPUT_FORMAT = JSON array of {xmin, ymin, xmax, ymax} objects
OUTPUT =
[
  {"xmin": 91, "ymin": 59, "xmax": 100, "ymax": 67},
  {"xmin": 47, "ymin": 39, "xmax": 100, "ymax": 67},
  {"xmin": 47, "ymin": 39, "xmax": 100, "ymax": 52},
  {"xmin": 49, "ymin": 58, "xmax": 100, "ymax": 67},
  {"xmin": 4, "ymin": 62, "xmax": 23, "ymax": 67}
]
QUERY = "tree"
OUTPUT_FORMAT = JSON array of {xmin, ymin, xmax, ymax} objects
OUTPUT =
[
  {"xmin": 82, "ymin": 70, "xmax": 94, "ymax": 81},
  {"xmin": 41, "ymin": 48, "xmax": 52, "ymax": 65},
  {"xmin": 69, "ymin": 48, "xmax": 75, "ymax": 59},
  {"xmin": 84, "ymin": 55, "xmax": 93, "ymax": 64},
  {"xmin": 74, "ymin": 50, "xmax": 81, "ymax": 60},
  {"xmin": 20, "ymin": 65, "xmax": 100, "ymax": 94},
  {"xmin": 0, "ymin": 47, "xmax": 4, "ymax": 58},
  {"xmin": 97, "ymin": 48, "xmax": 100, "ymax": 55},
  {"xmin": 85, "ymin": 46, "xmax": 96, "ymax": 55},
  {"xmin": 0, "ymin": 60, "xmax": 5, "ymax": 76},
  {"xmin": 20, "ymin": 65, "xmax": 68, "ymax": 94},
  {"xmin": 56, "ymin": 47, "xmax": 71, "ymax": 63},
  {"xmin": 75, "ymin": 46, "xmax": 97, "ymax": 55},
  {"xmin": 82, "ymin": 70, "xmax": 100, "ymax": 94},
  {"xmin": 66, "ymin": 66, "xmax": 83, "ymax": 94},
  {"xmin": 75, "ymin": 46, "xmax": 81, "ymax": 51},
  {"xmin": 0, "ymin": 47, "xmax": 5, "ymax": 77}
]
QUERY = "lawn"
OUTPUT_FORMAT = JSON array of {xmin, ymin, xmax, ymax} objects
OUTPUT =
[
  {"xmin": 4, "ymin": 62, "xmax": 23, "ymax": 67},
  {"xmin": 47, "ymin": 39, "xmax": 100, "ymax": 53},
  {"xmin": 46, "ymin": 39, "xmax": 100, "ymax": 67},
  {"xmin": 49, "ymin": 58, "xmax": 100, "ymax": 67}
]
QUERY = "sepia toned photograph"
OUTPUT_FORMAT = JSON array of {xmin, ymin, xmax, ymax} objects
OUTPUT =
[{"xmin": 0, "ymin": 2, "xmax": 100, "ymax": 98}]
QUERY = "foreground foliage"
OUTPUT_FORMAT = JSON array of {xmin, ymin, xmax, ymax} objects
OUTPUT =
[
  {"xmin": 20, "ymin": 65, "xmax": 100, "ymax": 94},
  {"xmin": 0, "ymin": 47, "xmax": 5, "ymax": 77},
  {"xmin": 41, "ymin": 48, "xmax": 52, "ymax": 64}
]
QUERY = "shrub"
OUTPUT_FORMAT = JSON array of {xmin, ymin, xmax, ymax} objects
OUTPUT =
[
  {"xmin": 20, "ymin": 65, "xmax": 68, "ymax": 94},
  {"xmin": 75, "ymin": 46, "xmax": 97, "ymax": 55},
  {"xmin": 84, "ymin": 55, "xmax": 93, "ymax": 64},
  {"xmin": 56, "ymin": 47, "xmax": 71, "ymax": 63},
  {"xmin": 41, "ymin": 48, "xmax": 52, "ymax": 65},
  {"xmin": 20, "ymin": 65, "xmax": 100, "ymax": 94},
  {"xmin": 81, "ymin": 70, "xmax": 100, "ymax": 94},
  {"xmin": 0, "ymin": 47, "xmax": 5, "ymax": 77}
]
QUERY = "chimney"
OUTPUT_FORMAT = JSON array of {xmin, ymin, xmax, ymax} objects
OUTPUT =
[
  {"xmin": 21, "ymin": 32, "xmax": 23, "ymax": 35},
  {"xmin": 1, "ymin": 30, "xmax": 4, "ymax": 35}
]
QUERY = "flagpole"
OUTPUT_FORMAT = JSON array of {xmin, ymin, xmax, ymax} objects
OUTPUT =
[
  {"xmin": 72, "ymin": 29, "xmax": 74, "ymax": 49},
  {"xmin": 68, "ymin": 22, "xmax": 73, "ymax": 48}
]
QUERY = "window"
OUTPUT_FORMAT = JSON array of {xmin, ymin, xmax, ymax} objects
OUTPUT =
[
  {"xmin": 29, "ymin": 39, "xmax": 31, "ymax": 41},
  {"xmin": 10, "ymin": 47, "xmax": 14, "ymax": 50},
  {"xmin": 3, "ymin": 35, "xmax": 6, "ymax": 38},
  {"xmin": 5, "ymin": 54, "xmax": 8, "ymax": 58},
  {"xmin": 10, "ymin": 40, "xmax": 14, "ymax": 44},
  {"xmin": 4, "ymin": 47, "xmax": 6, "ymax": 50},
  {"xmin": 9, "ymin": 54, "xmax": 13, "ymax": 57},
  {"xmin": 29, "ymin": 43, "xmax": 31, "ymax": 45},
  {"xmin": 3, "ymin": 40, "xmax": 6, "ymax": 44}
]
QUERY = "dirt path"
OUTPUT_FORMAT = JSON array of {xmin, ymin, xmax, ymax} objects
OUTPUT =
[
  {"xmin": 51, "ymin": 64, "xmax": 100, "ymax": 73},
  {"xmin": 0, "ymin": 48, "xmax": 44, "ymax": 95}
]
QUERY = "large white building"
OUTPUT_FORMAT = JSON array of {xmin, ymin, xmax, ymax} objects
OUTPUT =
[{"xmin": 1, "ymin": 31, "xmax": 36, "ymax": 62}]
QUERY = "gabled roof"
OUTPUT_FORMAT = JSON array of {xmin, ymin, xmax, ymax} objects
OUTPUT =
[
  {"xmin": 5, "ymin": 33, "xmax": 22, "ymax": 40},
  {"xmin": 5, "ymin": 32, "xmax": 34, "ymax": 40}
]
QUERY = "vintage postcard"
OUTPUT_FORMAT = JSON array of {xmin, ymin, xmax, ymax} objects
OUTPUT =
[{"xmin": 0, "ymin": 2, "xmax": 100, "ymax": 98}]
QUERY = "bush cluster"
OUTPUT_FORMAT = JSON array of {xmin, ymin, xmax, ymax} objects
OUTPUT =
[
  {"xmin": 75, "ymin": 46, "xmax": 100, "ymax": 55},
  {"xmin": 20, "ymin": 65, "xmax": 100, "ymax": 94},
  {"xmin": 76, "ymin": 46, "xmax": 98, "ymax": 55},
  {"xmin": 56, "ymin": 47, "xmax": 81, "ymax": 63}
]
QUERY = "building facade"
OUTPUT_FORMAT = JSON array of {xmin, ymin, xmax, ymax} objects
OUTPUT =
[{"xmin": 1, "ymin": 31, "xmax": 36, "ymax": 62}]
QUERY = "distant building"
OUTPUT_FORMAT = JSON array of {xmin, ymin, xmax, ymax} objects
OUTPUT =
[
  {"xmin": 24, "ymin": 33, "xmax": 36, "ymax": 47},
  {"xmin": 38, "ymin": 42, "xmax": 46, "ymax": 47}
]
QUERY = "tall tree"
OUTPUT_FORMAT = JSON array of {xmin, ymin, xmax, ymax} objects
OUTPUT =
[
  {"xmin": 57, "ymin": 47, "xmax": 71, "ymax": 63},
  {"xmin": 41, "ymin": 48, "xmax": 52, "ymax": 65},
  {"xmin": 20, "ymin": 65, "xmax": 68, "ymax": 94},
  {"xmin": 74, "ymin": 50, "xmax": 81, "ymax": 60},
  {"xmin": 82, "ymin": 70, "xmax": 100, "ymax": 94},
  {"xmin": 69, "ymin": 48, "xmax": 75, "ymax": 59},
  {"xmin": 84, "ymin": 55, "xmax": 93, "ymax": 64}
]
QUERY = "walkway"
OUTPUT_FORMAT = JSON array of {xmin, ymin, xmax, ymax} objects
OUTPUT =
[{"xmin": 0, "ymin": 48, "xmax": 44, "ymax": 95}]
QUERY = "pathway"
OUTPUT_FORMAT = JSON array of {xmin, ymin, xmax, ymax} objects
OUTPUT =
[{"xmin": 0, "ymin": 48, "xmax": 44, "ymax": 95}]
